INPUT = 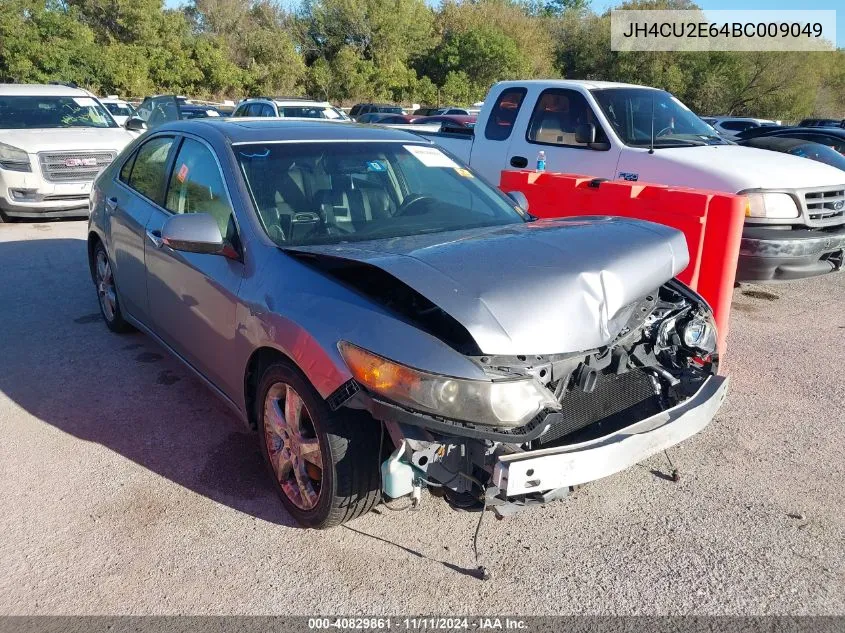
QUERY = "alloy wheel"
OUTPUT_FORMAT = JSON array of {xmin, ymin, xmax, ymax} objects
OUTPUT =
[
  {"xmin": 263, "ymin": 382, "xmax": 324, "ymax": 510},
  {"xmin": 95, "ymin": 250, "xmax": 117, "ymax": 322}
]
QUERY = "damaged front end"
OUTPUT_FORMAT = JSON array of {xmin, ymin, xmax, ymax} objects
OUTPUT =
[{"xmin": 337, "ymin": 279, "xmax": 728, "ymax": 516}]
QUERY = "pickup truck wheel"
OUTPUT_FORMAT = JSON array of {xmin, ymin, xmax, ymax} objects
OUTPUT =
[
  {"xmin": 257, "ymin": 360, "xmax": 382, "ymax": 528},
  {"xmin": 93, "ymin": 242, "xmax": 133, "ymax": 333}
]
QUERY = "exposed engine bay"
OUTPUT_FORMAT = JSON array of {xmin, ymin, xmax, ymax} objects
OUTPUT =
[{"xmin": 359, "ymin": 280, "xmax": 720, "ymax": 516}]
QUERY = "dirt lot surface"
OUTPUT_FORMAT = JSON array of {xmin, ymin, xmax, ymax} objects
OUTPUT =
[{"xmin": 1, "ymin": 220, "xmax": 843, "ymax": 615}]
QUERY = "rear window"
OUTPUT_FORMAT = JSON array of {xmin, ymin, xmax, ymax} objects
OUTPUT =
[{"xmin": 484, "ymin": 88, "xmax": 527, "ymax": 141}]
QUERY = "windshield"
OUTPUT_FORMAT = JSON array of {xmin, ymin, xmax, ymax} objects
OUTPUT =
[
  {"xmin": 280, "ymin": 106, "xmax": 342, "ymax": 120},
  {"xmin": 591, "ymin": 88, "xmax": 727, "ymax": 148},
  {"xmin": 104, "ymin": 102, "xmax": 135, "ymax": 117},
  {"xmin": 787, "ymin": 142, "xmax": 845, "ymax": 171},
  {"xmin": 237, "ymin": 141, "xmax": 526, "ymax": 246},
  {"xmin": 0, "ymin": 95, "xmax": 117, "ymax": 129}
]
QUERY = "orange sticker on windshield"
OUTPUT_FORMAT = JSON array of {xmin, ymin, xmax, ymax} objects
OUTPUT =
[{"xmin": 176, "ymin": 164, "xmax": 189, "ymax": 183}]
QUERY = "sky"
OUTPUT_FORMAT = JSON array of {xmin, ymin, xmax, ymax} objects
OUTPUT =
[{"xmin": 164, "ymin": 0, "xmax": 841, "ymax": 48}]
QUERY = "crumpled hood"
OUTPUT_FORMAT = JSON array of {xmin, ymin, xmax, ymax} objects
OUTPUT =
[
  {"xmin": 286, "ymin": 217, "xmax": 689, "ymax": 355},
  {"xmin": 0, "ymin": 128, "xmax": 134, "ymax": 154},
  {"xmin": 631, "ymin": 145, "xmax": 845, "ymax": 191}
]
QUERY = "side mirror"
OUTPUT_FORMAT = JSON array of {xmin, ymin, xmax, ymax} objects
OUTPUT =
[
  {"xmin": 575, "ymin": 123, "xmax": 596, "ymax": 145},
  {"xmin": 507, "ymin": 190, "xmax": 529, "ymax": 212},
  {"xmin": 161, "ymin": 213, "xmax": 226, "ymax": 255},
  {"xmin": 125, "ymin": 117, "xmax": 147, "ymax": 132}
]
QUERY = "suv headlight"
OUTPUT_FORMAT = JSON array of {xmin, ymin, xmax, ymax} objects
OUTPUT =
[
  {"xmin": 0, "ymin": 142, "xmax": 31, "ymax": 172},
  {"xmin": 339, "ymin": 342, "xmax": 559, "ymax": 428},
  {"xmin": 744, "ymin": 192, "xmax": 799, "ymax": 219}
]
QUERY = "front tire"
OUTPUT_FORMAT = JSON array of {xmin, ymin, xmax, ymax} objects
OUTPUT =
[
  {"xmin": 257, "ymin": 360, "xmax": 382, "ymax": 528},
  {"xmin": 92, "ymin": 241, "xmax": 133, "ymax": 333}
]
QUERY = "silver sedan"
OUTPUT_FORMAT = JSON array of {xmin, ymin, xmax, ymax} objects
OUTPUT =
[{"xmin": 88, "ymin": 119, "xmax": 726, "ymax": 527}]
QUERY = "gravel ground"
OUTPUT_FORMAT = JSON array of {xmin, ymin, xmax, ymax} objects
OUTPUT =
[{"xmin": 0, "ymin": 220, "xmax": 843, "ymax": 616}]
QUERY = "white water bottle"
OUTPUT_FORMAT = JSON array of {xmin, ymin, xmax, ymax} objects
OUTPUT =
[{"xmin": 536, "ymin": 150, "xmax": 546, "ymax": 171}]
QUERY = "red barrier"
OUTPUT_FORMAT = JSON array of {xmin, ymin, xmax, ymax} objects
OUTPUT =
[{"xmin": 499, "ymin": 170, "xmax": 746, "ymax": 358}]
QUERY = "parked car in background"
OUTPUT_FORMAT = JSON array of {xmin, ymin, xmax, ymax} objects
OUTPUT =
[
  {"xmin": 701, "ymin": 116, "xmax": 780, "ymax": 139},
  {"xmin": 798, "ymin": 118, "xmax": 845, "ymax": 129},
  {"xmin": 735, "ymin": 126, "xmax": 845, "ymax": 155},
  {"xmin": 412, "ymin": 106, "xmax": 440, "ymax": 116},
  {"xmin": 0, "ymin": 83, "xmax": 133, "ymax": 222},
  {"xmin": 87, "ymin": 118, "xmax": 726, "ymax": 528},
  {"xmin": 414, "ymin": 115, "xmax": 477, "ymax": 129},
  {"xmin": 233, "ymin": 98, "xmax": 348, "ymax": 120},
  {"xmin": 422, "ymin": 80, "xmax": 845, "ymax": 282},
  {"xmin": 349, "ymin": 103, "xmax": 404, "ymax": 120},
  {"xmin": 357, "ymin": 113, "xmax": 417, "ymax": 124},
  {"xmin": 738, "ymin": 136, "xmax": 845, "ymax": 172},
  {"xmin": 434, "ymin": 107, "xmax": 470, "ymax": 116},
  {"xmin": 99, "ymin": 96, "xmax": 137, "ymax": 126},
  {"xmin": 134, "ymin": 95, "xmax": 223, "ymax": 130}
]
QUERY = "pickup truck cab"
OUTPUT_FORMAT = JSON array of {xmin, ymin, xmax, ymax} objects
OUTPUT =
[
  {"xmin": 0, "ymin": 84, "xmax": 134, "ymax": 221},
  {"xmin": 424, "ymin": 80, "xmax": 845, "ymax": 282}
]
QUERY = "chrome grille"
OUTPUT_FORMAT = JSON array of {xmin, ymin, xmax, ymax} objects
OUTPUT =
[
  {"xmin": 38, "ymin": 151, "xmax": 116, "ymax": 183},
  {"xmin": 804, "ymin": 188, "xmax": 845, "ymax": 223}
]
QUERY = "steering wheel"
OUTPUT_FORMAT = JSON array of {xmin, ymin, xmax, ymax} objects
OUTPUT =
[
  {"xmin": 656, "ymin": 126, "xmax": 674, "ymax": 138},
  {"xmin": 394, "ymin": 194, "xmax": 437, "ymax": 217}
]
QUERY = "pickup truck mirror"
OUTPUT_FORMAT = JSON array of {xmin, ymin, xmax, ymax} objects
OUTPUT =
[
  {"xmin": 575, "ymin": 123, "xmax": 596, "ymax": 145},
  {"xmin": 125, "ymin": 117, "xmax": 148, "ymax": 132},
  {"xmin": 160, "ymin": 213, "xmax": 226, "ymax": 256},
  {"xmin": 507, "ymin": 191, "xmax": 529, "ymax": 212}
]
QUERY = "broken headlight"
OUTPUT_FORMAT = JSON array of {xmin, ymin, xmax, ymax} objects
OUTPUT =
[
  {"xmin": 339, "ymin": 341, "xmax": 559, "ymax": 428},
  {"xmin": 681, "ymin": 312, "xmax": 718, "ymax": 355}
]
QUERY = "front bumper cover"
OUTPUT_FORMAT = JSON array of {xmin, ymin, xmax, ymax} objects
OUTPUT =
[
  {"xmin": 737, "ymin": 224, "xmax": 845, "ymax": 282},
  {"xmin": 491, "ymin": 374, "xmax": 728, "ymax": 496}
]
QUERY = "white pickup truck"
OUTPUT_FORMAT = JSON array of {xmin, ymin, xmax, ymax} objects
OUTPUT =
[
  {"xmin": 422, "ymin": 80, "xmax": 845, "ymax": 282},
  {"xmin": 0, "ymin": 84, "xmax": 134, "ymax": 221}
]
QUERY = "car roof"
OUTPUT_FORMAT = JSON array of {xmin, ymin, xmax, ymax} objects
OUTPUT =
[
  {"xmin": 0, "ymin": 83, "xmax": 93, "ymax": 97},
  {"xmin": 242, "ymin": 98, "xmax": 332, "ymax": 107},
  {"xmin": 744, "ymin": 136, "xmax": 816, "ymax": 150},
  {"xmin": 154, "ymin": 118, "xmax": 435, "ymax": 144},
  {"xmin": 762, "ymin": 127, "xmax": 845, "ymax": 137}
]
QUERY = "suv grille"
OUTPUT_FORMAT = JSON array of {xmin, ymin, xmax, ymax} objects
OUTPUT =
[
  {"xmin": 804, "ymin": 188, "xmax": 845, "ymax": 223},
  {"xmin": 38, "ymin": 151, "xmax": 116, "ymax": 183}
]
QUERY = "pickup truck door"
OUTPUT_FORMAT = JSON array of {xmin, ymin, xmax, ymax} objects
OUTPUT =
[
  {"xmin": 505, "ymin": 87, "xmax": 620, "ymax": 181},
  {"xmin": 470, "ymin": 86, "xmax": 530, "ymax": 184}
]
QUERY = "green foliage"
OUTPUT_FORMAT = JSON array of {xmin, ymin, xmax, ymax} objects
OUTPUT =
[{"xmin": 0, "ymin": 0, "xmax": 843, "ymax": 118}]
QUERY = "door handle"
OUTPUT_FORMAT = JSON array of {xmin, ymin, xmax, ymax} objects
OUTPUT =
[
  {"xmin": 510, "ymin": 156, "xmax": 528, "ymax": 168},
  {"xmin": 146, "ymin": 229, "xmax": 163, "ymax": 248},
  {"xmin": 105, "ymin": 196, "xmax": 118, "ymax": 211}
]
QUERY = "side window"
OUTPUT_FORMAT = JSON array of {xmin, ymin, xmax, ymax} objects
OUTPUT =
[
  {"xmin": 526, "ymin": 89, "xmax": 609, "ymax": 148},
  {"xmin": 721, "ymin": 121, "xmax": 754, "ymax": 132},
  {"xmin": 260, "ymin": 104, "xmax": 276, "ymax": 117},
  {"xmin": 127, "ymin": 136, "xmax": 175, "ymax": 204},
  {"xmin": 119, "ymin": 150, "xmax": 137, "ymax": 184},
  {"xmin": 233, "ymin": 105, "xmax": 248, "ymax": 117},
  {"xmin": 485, "ymin": 88, "xmax": 527, "ymax": 141},
  {"xmin": 165, "ymin": 138, "xmax": 235, "ymax": 239}
]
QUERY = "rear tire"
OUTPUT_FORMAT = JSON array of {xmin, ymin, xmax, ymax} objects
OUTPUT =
[
  {"xmin": 92, "ymin": 241, "xmax": 133, "ymax": 333},
  {"xmin": 257, "ymin": 360, "xmax": 382, "ymax": 528}
]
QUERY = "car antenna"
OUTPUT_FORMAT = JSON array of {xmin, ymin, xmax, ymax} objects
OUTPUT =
[{"xmin": 649, "ymin": 93, "xmax": 655, "ymax": 155}]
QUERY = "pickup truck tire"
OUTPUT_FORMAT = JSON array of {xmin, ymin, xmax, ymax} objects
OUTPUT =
[
  {"xmin": 256, "ymin": 360, "xmax": 382, "ymax": 528},
  {"xmin": 92, "ymin": 241, "xmax": 134, "ymax": 333}
]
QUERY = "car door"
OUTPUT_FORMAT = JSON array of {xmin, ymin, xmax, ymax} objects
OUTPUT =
[
  {"xmin": 110, "ymin": 135, "xmax": 178, "ymax": 324},
  {"xmin": 144, "ymin": 135, "xmax": 245, "ymax": 394},
  {"xmin": 472, "ymin": 86, "xmax": 529, "ymax": 183},
  {"xmin": 506, "ymin": 87, "xmax": 619, "ymax": 181}
]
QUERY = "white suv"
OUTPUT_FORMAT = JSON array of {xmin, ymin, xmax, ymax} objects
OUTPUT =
[
  {"xmin": 0, "ymin": 84, "xmax": 134, "ymax": 221},
  {"xmin": 701, "ymin": 116, "xmax": 780, "ymax": 139},
  {"xmin": 232, "ymin": 97, "xmax": 349, "ymax": 120}
]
